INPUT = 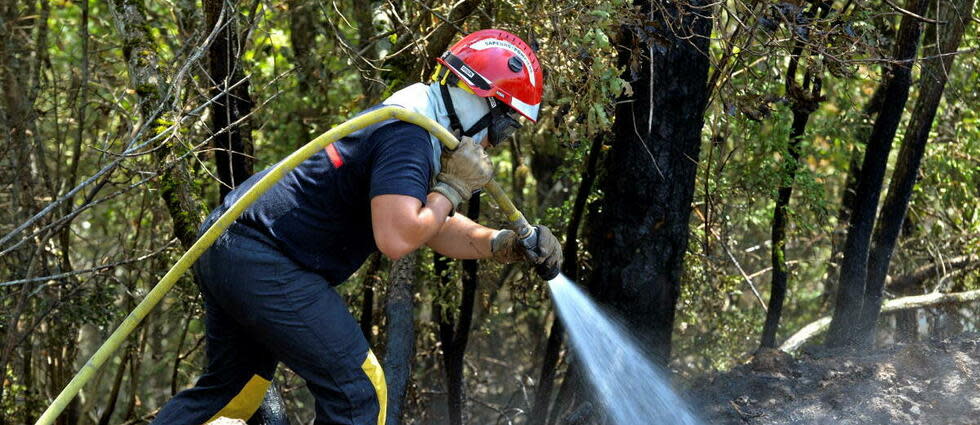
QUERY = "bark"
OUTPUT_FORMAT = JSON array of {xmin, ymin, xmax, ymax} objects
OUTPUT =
[
  {"xmin": 96, "ymin": 352, "xmax": 129, "ymax": 425},
  {"xmin": 761, "ymin": 46, "xmax": 822, "ymax": 348},
  {"xmin": 288, "ymin": 0, "xmax": 317, "ymax": 94},
  {"xmin": 782, "ymin": 289, "xmax": 980, "ymax": 353},
  {"xmin": 286, "ymin": 0, "xmax": 318, "ymax": 143},
  {"xmin": 59, "ymin": 0, "xmax": 90, "ymax": 274},
  {"xmin": 761, "ymin": 110, "xmax": 807, "ymax": 348},
  {"xmin": 821, "ymin": 66, "xmax": 889, "ymax": 309},
  {"xmin": 360, "ymin": 253, "xmax": 383, "ymax": 344},
  {"xmin": 353, "ymin": 0, "xmax": 383, "ymax": 106},
  {"xmin": 0, "ymin": 2, "xmax": 52, "ymax": 423},
  {"xmin": 109, "ymin": 0, "xmax": 206, "ymax": 249},
  {"xmin": 204, "ymin": 0, "xmax": 254, "ymax": 201},
  {"xmin": 548, "ymin": 365, "xmax": 584, "ymax": 425},
  {"xmin": 530, "ymin": 133, "xmax": 604, "ymax": 425},
  {"xmin": 855, "ymin": 0, "xmax": 976, "ymax": 343},
  {"xmin": 383, "ymin": 252, "xmax": 419, "ymax": 425},
  {"xmin": 434, "ymin": 196, "xmax": 480, "ymax": 425},
  {"xmin": 587, "ymin": 0, "xmax": 713, "ymax": 364},
  {"xmin": 825, "ymin": 0, "xmax": 927, "ymax": 348}
]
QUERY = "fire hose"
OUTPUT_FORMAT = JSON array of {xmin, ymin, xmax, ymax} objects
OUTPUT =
[{"xmin": 34, "ymin": 106, "xmax": 557, "ymax": 425}]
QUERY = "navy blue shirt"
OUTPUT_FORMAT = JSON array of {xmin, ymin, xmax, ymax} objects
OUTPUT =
[{"xmin": 224, "ymin": 120, "xmax": 434, "ymax": 285}]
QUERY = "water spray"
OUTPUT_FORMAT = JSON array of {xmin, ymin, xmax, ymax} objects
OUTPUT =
[
  {"xmin": 34, "ymin": 106, "xmax": 546, "ymax": 425},
  {"xmin": 548, "ymin": 274, "xmax": 703, "ymax": 425}
]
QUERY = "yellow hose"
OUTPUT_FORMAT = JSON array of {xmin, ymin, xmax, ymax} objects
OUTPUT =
[{"xmin": 35, "ymin": 106, "xmax": 531, "ymax": 425}]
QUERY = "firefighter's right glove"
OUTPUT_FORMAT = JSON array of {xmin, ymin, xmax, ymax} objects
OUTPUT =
[{"xmin": 433, "ymin": 136, "xmax": 493, "ymax": 212}]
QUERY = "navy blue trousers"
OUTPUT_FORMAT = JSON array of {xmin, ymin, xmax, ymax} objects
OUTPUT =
[{"xmin": 153, "ymin": 216, "xmax": 386, "ymax": 425}]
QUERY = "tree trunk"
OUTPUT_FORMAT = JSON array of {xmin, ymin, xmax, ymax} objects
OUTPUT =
[
  {"xmin": 96, "ymin": 352, "xmax": 128, "ymax": 425},
  {"xmin": 761, "ymin": 43, "xmax": 823, "ymax": 348},
  {"xmin": 109, "ymin": 0, "xmax": 206, "ymax": 249},
  {"xmin": 353, "ymin": 0, "xmax": 383, "ymax": 106},
  {"xmin": 383, "ymin": 252, "xmax": 418, "ymax": 425},
  {"xmin": 762, "ymin": 108, "xmax": 808, "ymax": 348},
  {"xmin": 856, "ymin": 0, "xmax": 976, "ymax": 343},
  {"xmin": 530, "ymin": 133, "xmax": 604, "ymax": 425},
  {"xmin": 0, "ymin": 1, "xmax": 47, "ymax": 421},
  {"xmin": 587, "ymin": 0, "xmax": 713, "ymax": 364},
  {"xmin": 360, "ymin": 253, "xmax": 383, "ymax": 344},
  {"xmin": 434, "ymin": 196, "xmax": 480, "ymax": 425},
  {"xmin": 204, "ymin": 0, "xmax": 254, "ymax": 201},
  {"xmin": 825, "ymin": 0, "xmax": 927, "ymax": 348},
  {"xmin": 821, "ymin": 73, "xmax": 890, "ymax": 310}
]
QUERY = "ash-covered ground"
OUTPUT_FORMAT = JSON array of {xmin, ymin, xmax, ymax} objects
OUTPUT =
[{"xmin": 692, "ymin": 333, "xmax": 980, "ymax": 424}]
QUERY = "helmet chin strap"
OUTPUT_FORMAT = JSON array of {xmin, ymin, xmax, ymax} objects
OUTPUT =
[{"xmin": 439, "ymin": 82, "xmax": 491, "ymax": 140}]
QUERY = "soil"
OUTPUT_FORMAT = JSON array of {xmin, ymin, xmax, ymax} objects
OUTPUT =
[{"xmin": 692, "ymin": 332, "xmax": 980, "ymax": 424}]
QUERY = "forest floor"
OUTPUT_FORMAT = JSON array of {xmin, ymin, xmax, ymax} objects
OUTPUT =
[{"xmin": 693, "ymin": 332, "xmax": 980, "ymax": 424}]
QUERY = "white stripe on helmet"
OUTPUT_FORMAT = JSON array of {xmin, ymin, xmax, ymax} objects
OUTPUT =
[
  {"xmin": 510, "ymin": 96, "xmax": 540, "ymax": 122},
  {"xmin": 468, "ymin": 38, "xmax": 535, "ymax": 88}
]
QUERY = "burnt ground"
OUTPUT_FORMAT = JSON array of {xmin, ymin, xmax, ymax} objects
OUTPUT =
[
  {"xmin": 692, "ymin": 332, "xmax": 980, "ymax": 425},
  {"xmin": 210, "ymin": 334, "xmax": 980, "ymax": 425}
]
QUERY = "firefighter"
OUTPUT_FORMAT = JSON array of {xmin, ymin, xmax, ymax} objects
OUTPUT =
[{"xmin": 152, "ymin": 29, "xmax": 562, "ymax": 425}]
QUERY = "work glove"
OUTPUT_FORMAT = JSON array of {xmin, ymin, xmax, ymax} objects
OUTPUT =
[
  {"xmin": 433, "ymin": 136, "xmax": 494, "ymax": 212},
  {"xmin": 491, "ymin": 225, "xmax": 563, "ymax": 274}
]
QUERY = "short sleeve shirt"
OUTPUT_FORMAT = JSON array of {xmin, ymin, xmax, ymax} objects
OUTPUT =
[{"xmin": 226, "ymin": 119, "xmax": 434, "ymax": 285}]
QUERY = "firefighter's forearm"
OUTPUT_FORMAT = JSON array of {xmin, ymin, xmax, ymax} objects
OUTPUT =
[{"xmin": 425, "ymin": 213, "xmax": 496, "ymax": 259}]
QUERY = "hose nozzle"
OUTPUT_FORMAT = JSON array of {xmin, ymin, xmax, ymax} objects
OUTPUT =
[
  {"xmin": 519, "ymin": 227, "xmax": 561, "ymax": 280},
  {"xmin": 481, "ymin": 181, "xmax": 558, "ymax": 280}
]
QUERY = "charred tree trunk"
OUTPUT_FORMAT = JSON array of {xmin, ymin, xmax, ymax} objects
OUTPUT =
[
  {"xmin": 855, "ymin": 0, "xmax": 975, "ymax": 343},
  {"xmin": 762, "ymin": 107, "xmax": 811, "ymax": 347},
  {"xmin": 821, "ymin": 78, "xmax": 886, "ymax": 309},
  {"xmin": 288, "ymin": 0, "xmax": 317, "ymax": 95},
  {"xmin": 360, "ymin": 253, "xmax": 383, "ymax": 344},
  {"xmin": 825, "ymin": 0, "xmax": 927, "ymax": 348},
  {"xmin": 530, "ymin": 133, "xmax": 604, "ymax": 425},
  {"xmin": 204, "ymin": 0, "xmax": 254, "ymax": 201},
  {"xmin": 434, "ymin": 196, "xmax": 481, "ymax": 425},
  {"xmin": 287, "ymin": 0, "xmax": 318, "ymax": 143},
  {"xmin": 96, "ymin": 352, "xmax": 128, "ymax": 425},
  {"xmin": 384, "ymin": 252, "xmax": 419, "ymax": 425},
  {"xmin": 761, "ymin": 41, "xmax": 823, "ymax": 348},
  {"xmin": 587, "ymin": 0, "xmax": 713, "ymax": 364}
]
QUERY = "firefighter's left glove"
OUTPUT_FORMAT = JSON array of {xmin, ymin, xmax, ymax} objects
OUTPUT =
[
  {"xmin": 491, "ymin": 225, "xmax": 563, "ymax": 272},
  {"xmin": 490, "ymin": 229, "xmax": 524, "ymax": 264},
  {"xmin": 433, "ymin": 136, "xmax": 493, "ymax": 212}
]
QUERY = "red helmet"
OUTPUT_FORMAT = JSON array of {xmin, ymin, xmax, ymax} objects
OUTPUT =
[{"xmin": 436, "ymin": 29, "xmax": 544, "ymax": 122}]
